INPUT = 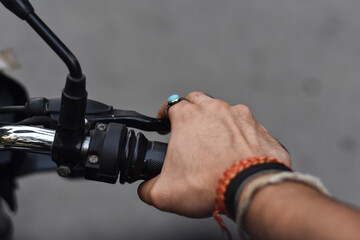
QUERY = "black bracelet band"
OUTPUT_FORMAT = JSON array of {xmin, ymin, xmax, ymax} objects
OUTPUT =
[{"xmin": 225, "ymin": 162, "xmax": 292, "ymax": 219}]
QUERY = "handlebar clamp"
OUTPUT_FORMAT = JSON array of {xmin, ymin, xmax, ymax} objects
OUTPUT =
[{"xmin": 84, "ymin": 123, "xmax": 125, "ymax": 183}]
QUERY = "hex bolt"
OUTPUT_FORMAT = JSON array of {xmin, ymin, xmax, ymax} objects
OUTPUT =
[
  {"xmin": 89, "ymin": 155, "xmax": 99, "ymax": 164},
  {"xmin": 97, "ymin": 123, "xmax": 106, "ymax": 131},
  {"xmin": 57, "ymin": 165, "xmax": 71, "ymax": 177}
]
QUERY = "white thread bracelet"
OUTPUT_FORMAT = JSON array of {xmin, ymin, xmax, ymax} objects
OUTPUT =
[{"xmin": 236, "ymin": 171, "xmax": 330, "ymax": 240}]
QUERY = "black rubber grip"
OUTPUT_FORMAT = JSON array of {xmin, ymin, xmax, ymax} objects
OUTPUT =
[
  {"xmin": 142, "ymin": 141, "xmax": 167, "ymax": 181},
  {"xmin": 119, "ymin": 131, "xmax": 168, "ymax": 184}
]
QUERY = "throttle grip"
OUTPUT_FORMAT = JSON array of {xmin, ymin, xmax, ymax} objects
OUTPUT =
[
  {"xmin": 84, "ymin": 123, "xmax": 167, "ymax": 184},
  {"xmin": 142, "ymin": 141, "xmax": 167, "ymax": 181}
]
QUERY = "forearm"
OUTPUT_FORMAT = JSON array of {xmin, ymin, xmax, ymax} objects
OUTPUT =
[{"xmin": 243, "ymin": 181, "xmax": 360, "ymax": 240}]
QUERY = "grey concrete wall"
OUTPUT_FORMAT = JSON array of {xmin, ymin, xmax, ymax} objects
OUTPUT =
[{"xmin": 1, "ymin": 0, "xmax": 360, "ymax": 239}]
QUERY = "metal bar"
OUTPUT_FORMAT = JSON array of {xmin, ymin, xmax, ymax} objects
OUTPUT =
[{"xmin": 0, "ymin": 125, "xmax": 54, "ymax": 154}]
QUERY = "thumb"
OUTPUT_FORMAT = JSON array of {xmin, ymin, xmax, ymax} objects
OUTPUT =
[{"xmin": 137, "ymin": 176, "xmax": 159, "ymax": 205}]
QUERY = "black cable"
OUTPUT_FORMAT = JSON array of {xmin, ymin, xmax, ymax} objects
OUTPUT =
[
  {"xmin": 0, "ymin": 106, "xmax": 25, "ymax": 114},
  {"xmin": 16, "ymin": 116, "xmax": 50, "ymax": 126},
  {"xmin": 0, "ymin": 116, "xmax": 49, "ymax": 127},
  {"xmin": 0, "ymin": 122, "xmax": 12, "ymax": 127}
]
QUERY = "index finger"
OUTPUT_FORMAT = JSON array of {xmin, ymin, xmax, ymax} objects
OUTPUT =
[
  {"xmin": 156, "ymin": 96, "xmax": 192, "ymax": 119},
  {"xmin": 156, "ymin": 96, "xmax": 192, "ymax": 135},
  {"xmin": 156, "ymin": 100, "xmax": 169, "ymax": 119}
]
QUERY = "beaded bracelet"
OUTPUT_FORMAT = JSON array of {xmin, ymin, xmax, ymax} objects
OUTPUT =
[
  {"xmin": 213, "ymin": 156, "xmax": 291, "ymax": 239},
  {"xmin": 225, "ymin": 162, "xmax": 292, "ymax": 219}
]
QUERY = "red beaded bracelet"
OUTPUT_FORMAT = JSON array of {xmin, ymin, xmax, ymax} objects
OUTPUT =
[{"xmin": 213, "ymin": 156, "xmax": 289, "ymax": 239}]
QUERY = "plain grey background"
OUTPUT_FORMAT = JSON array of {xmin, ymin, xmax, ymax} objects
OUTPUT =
[{"xmin": 1, "ymin": 0, "xmax": 360, "ymax": 239}]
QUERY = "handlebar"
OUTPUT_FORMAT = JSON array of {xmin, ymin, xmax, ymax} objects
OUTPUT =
[
  {"xmin": 0, "ymin": 124, "xmax": 167, "ymax": 184},
  {"xmin": 0, "ymin": 125, "xmax": 54, "ymax": 154}
]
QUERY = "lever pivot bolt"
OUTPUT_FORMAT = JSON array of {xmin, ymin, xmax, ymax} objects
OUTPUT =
[
  {"xmin": 89, "ymin": 155, "xmax": 99, "ymax": 164},
  {"xmin": 97, "ymin": 124, "xmax": 106, "ymax": 131},
  {"xmin": 57, "ymin": 165, "xmax": 71, "ymax": 177}
]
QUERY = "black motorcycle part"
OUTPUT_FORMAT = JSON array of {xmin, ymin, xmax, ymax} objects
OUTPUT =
[
  {"xmin": 16, "ymin": 97, "xmax": 170, "ymax": 131},
  {"xmin": 0, "ymin": 72, "xmax": 28, "ymax": 212},
  {"xmin": 84, "ymin": 123, "xmax": 126, "ymax": 183},
  {"xmin": 0, "ymin": 0, "xmax": 34, "ymax": 20},
  {"xmin": 52, "ymin": 74, "xmax": 87, "ymax": 175},
  {"xmin": 0, "ymin": 202, "xmax": 12, "ymax": 240},
  {"xmin": 25, "ymin": 98, "xmax": 169, "ymax": 132},
  {"xmin": 121, "ymin": 132, "xmax": 167, "ymax": 183},
  {"xmin": 84, "ymin": 123, "xmax": 167, "ymax": 184},
  {"xmin": 2, "ymin": 0, "xmax": 88, "ymax": 174},
  {"xmin": 86, "ymin": 109, "xmax": 170, "ymax": 132}
]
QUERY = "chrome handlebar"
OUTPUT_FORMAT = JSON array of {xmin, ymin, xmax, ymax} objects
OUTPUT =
[
  {"xmin": 0, "ymin": 125, "xmax": 90, "ymax": 155},
  {"xmin": 0, "ymin": 126, "xmax": 54, "ymax": 154}
]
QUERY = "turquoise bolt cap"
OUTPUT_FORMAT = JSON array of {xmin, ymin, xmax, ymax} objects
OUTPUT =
[{"xmin": 168, "ymin": 94, "xmax": 180, "ymax": 103}]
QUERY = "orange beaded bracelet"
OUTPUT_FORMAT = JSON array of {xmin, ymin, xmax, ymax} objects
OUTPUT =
[{"xmin": 213, "ymin": 156, "xmax": 290, "ymax": 239}]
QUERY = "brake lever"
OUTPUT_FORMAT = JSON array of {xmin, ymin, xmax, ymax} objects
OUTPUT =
[
  {"xmin": 22, "ymin": 97, "xmax": 171, "ymax": 132},
  {"xmin": 85, "ymin": 109, "xmax": 170, "ymax": 132}
]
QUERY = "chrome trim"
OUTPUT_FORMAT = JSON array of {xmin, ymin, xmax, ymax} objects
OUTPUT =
[
  {"xmin": 81, "ymin": 136, "xmax": 91, "ymax": 159},
  {"xmin": 0, "ymin": 125, "xmax": 55, "ymax": 154}
]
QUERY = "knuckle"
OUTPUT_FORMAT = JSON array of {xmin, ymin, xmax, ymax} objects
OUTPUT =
[
  {"xmin": 186, "ymin": 91, "xmax": 210, "ymax": 104},
  {"xmin": 234, "ymin": 104, "xmax": 254, "ymax": 119},
  {"xmin": 186, "ymin": 91, "xmax": 205, "ymax": 99},
  {"xmin": 208, "ymin": 99, "xmax": 230, "ymax": 111},
  {"xmin": 257, "ymin": 123, "xmax": 269, "ymax": 133},
  {"xmin": 170, "ymin": 103, "xmax": 197, "ymax": 120}
]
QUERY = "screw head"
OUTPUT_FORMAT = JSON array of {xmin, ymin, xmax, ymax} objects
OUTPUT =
[
  {"xmin": 97, "ymin": 124, "xmax": 106, "ymax": 131},
  {"xmin": 57, "ymin": 165, "xmax": 71, "ymax": 177},
  {"xmin": 89, "ymin": 155, "xmax": 99, "ymax": 164}
]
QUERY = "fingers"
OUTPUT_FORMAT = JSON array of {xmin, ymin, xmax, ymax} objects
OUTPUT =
[{"xmin": 156, "ymin": 100, "xmax": 169, "ymax": 119}]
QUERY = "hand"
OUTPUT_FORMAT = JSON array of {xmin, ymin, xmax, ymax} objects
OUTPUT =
[{"xmin": 137, "ymin": 91, "xmax": 291, "ymax": 218}]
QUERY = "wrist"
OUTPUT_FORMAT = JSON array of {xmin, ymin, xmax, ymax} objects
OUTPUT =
[
  {"xmin": 237, "ymin": 172, "xmax": 329, "ymax": 239},
  {"xmin": 244, "ymin": 181, "xmax": 328, "ymax": 240}
]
